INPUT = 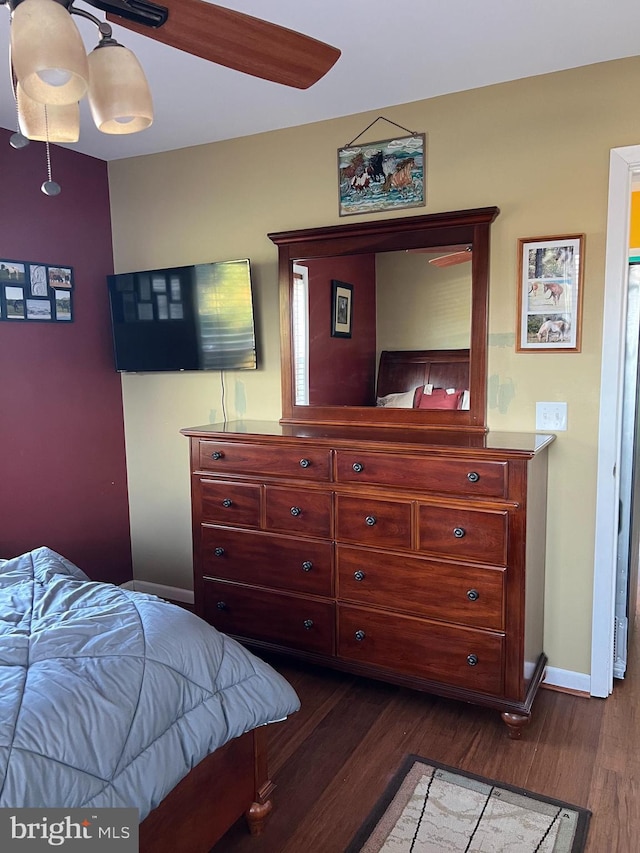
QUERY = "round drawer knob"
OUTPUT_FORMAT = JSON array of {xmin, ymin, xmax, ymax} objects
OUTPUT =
[
  {"xmin": 467, "ymin": 654, "xmax": 478, "ymax": 666},
  {"xmin": 222, "ymin": 498, "xmax": 233, "ymax": 508},
  {"xmin": 365, "ymin": 515, "xmax": 377, "ymax": 527},
  {"xmin": 453, "ymin": 527, "xmax": 466, "ymax": 538},
  {"xmin": 354, "ymin": 629, "xmax": 366, "ymax": 642},
  {"xmin": 467, "ymin": 471, "xmax": 480, "ymax": 483},
  {"xmin": 352, "ymin": 462, "xmax": 364, "ymax": 473},
  {"xmin": 466, "ymin": 589, "xmax": 479, "ymax": 601},
  {"xmin": 214, "ymin": 547, "xmax": 225, "ymax": 557},
  {"xmin": 354, "ymin": 570, "xmax": 366, "ymax": 582},
  {"xmin": 290, "ymin": 506, "xmax": 302, "ymax": 517},
  {"xmin": 211, "ymin": 451, "xmax": 224, "ymax": 460},
  {"xmin": 299, "ymin": 458, "xmax": 311, "ymax": 468},
  {"xmin": 303, "ymin": 619, "xmax": 314, "ymax": 630},
  {"xmin": 301, "ymin": 561, "xmax": 313, "ymax": 572},
  {"xmin": 216, "ymin": 601, "xmax": 227, "ymax": 611}
]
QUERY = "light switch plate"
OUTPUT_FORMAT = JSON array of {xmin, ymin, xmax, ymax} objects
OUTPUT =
[{"xmin": 536, "ymin": 401, "xmax": 567, "ymax": 431}]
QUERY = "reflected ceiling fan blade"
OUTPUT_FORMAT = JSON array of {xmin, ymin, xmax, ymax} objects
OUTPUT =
[
  {"xmin": 429, "ymin": 249, "xmax": 473, "ymax": 268},
  {"xmin": 407, "ymin": 244, "xmax": 472, "ymax": 266},
  {"xmin": 106, "ymin": 0, "xmax": 341, "ymax": 89},
  {"xmin": 408, "ymin": 244, "xmax": 469, "ymax": 254}
]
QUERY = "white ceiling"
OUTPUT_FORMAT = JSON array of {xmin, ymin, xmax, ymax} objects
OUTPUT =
[{"xmin": 1, "ymin": 0, "xmax": 640, "ymax": 162}]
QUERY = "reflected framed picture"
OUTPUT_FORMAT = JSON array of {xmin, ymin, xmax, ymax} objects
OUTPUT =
[
  {"xmin": 331, "ymin": 280, "xmax": 353, "ymax": 338},
  {"xmin": 516, "ymin": 234, "xmax": 584, "ymax": 352}
]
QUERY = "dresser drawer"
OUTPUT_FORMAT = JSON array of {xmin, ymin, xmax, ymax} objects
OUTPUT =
[
  {"xmin": 198, "ymin": 479, "xmax": 261, "ymax": 527},
  {"xmin": 201, "ymin": 526, "xmax": 333, "ymax": 596},
  {"xmin": 335, "ymin": 451, "xmax": 507, "ymax": 498},
  {"xmin": 338, "ymin": 605, "xmax": 504, "ymax": 695},
  {"xmin": 418, "ymin": 504, "xmax": 508, "ymax": 565},
  {"xmin": 198, "ymin": 440, "xmax": 331, "ymax": 481},
  {"xmin": 337, "ymin": 545, "xmax": 505, "ymax": 630},
  {"xmin": 203, "ymin": 580, "xmax": 334, "ymax": 654},
  {"xmin": 265, "ymin": 486, "xmax": 332, "ymax": 537},
  {"xmin": 335, "ymin": 495, "xmax": 411, "ymax": 549}
]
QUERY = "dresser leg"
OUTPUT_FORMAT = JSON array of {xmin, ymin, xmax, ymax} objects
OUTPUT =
[{"xmin": 500, "ymin": 711, "xmax": 530, "ymax": 739}]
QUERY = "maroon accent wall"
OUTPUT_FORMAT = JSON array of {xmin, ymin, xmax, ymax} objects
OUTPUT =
[
  {"xmin": 0, "ymin": 129, "xmax": 132, "ymax": 584},
  {"xmin": 307, "ymin": 254, "xmax": 377, "ymax": 406}
]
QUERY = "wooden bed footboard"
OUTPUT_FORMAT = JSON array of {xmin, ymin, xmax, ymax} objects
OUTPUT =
[{"xmin": 139, "ymin": 726, "xmax": 273, "ymax": 853}]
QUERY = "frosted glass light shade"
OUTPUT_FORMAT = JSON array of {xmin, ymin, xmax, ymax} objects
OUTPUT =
[
  {"xmin": 17, "ymin": 84, "xmax": 80, "ymax": 143},
  {"xmin": 88, "ymin": 44, "xmax": 153, "ymax": 134},
  {"xmin": 11, "ymin": 0, "xmax": 89, "ymax": 106}
]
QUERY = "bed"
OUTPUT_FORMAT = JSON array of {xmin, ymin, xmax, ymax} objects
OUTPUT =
[
  {"xmin": 0, "ymin": 547, "xmax": 300, "ymax": 852},
  {"xmin": 375, "ymin": 348, "xmax": 470, "ymax": 409}
]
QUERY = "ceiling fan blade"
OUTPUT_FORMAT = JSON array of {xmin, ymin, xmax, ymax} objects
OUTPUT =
[
  {"xmin": 106, "ymin": 0, "xmax": 341, "ymax": 89},
  {"xmin": 408, "ymin": 244, "xmax": 470, "ymax": 254},
  {"xmin": 428, "ymin": 250, "xmax": 473, "ymax": 268}
]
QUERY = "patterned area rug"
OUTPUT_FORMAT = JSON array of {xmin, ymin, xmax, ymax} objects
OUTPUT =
[{"xmin": 346, "ymin": 755, "xmax": 591, "ymax": 852}]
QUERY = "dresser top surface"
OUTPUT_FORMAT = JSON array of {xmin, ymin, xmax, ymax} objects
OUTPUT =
[{"xmin": 181, "ymin": 420, "xmax": 555, "ymax": 456}]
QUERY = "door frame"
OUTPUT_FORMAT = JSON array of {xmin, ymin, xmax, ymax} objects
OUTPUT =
[{"xmin": 592, "ymin": 145, "xmax": 640, "ymax": 697}]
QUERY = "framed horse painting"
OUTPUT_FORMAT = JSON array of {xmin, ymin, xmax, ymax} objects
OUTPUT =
[
  {"xmin": 516, "ymin": 234, "xmax": 584, "ymax": 352},
  {"xmin": 337, "ymin": 133, "xmax": 426, "ymax": 217}
]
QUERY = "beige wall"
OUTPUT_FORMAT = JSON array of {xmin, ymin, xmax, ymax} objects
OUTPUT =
[
  {"xmin": 109, "ymin": 56, "xmax": 640, "ymax": 678},
  {"xmin": 376, "ymin": 250, "xmax": 471, "ymax": 352}
]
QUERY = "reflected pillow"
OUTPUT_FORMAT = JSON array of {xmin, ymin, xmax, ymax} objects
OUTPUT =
[
  {"xmin": 376, "ymin": 389, "xmax": 416, "ymax": 408},
  {"xmin": 415, "ymin": 387, "xmax": 463, "ymax": 410}
]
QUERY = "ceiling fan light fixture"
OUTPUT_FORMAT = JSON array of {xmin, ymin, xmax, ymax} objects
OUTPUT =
[
  {"xmin": 10, "ymin": 0, "xmax": 90, "ymax": 106},
  {"xmin": 87, "ymin": 41, "xmax": 153, "ymax": 134},
  {"xmin": 17, "ymin": 83, "xmax": 80, "ymax": 143}
]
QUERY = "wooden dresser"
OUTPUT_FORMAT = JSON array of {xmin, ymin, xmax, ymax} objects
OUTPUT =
[{"xmin": 182, "ymin": 420, "xmax": 554, "ymax": 738}]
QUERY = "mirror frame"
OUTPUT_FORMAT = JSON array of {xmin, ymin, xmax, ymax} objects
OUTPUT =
[{"xmin": 269, "ymin": 206, "xmax": 499, "ymax": 432}]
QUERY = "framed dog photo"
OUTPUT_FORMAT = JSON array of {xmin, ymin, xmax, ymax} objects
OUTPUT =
[{"xmin": 516, "ymin": 234, "xmax": 584, "ymax": 352}]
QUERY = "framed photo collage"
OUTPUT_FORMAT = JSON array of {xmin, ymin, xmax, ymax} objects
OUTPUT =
[{"xmin": 0, "ymin": 259, "xmax": 73, "ymax": 323}]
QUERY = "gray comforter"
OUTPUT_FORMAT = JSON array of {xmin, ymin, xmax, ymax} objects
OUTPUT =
[{"xmin": 0, "ymin": 547, "xmax": 300, "ymax": 819}]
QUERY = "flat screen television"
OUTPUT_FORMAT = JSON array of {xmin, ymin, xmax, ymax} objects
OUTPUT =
[{"xmin": 107, "ymin": 258, "xmax": 257, "ymax": 372}]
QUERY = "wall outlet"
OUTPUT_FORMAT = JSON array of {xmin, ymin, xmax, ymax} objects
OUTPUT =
[{"xmin": 536, "ymin": 401, "xmax": 567, "ymax": 431}]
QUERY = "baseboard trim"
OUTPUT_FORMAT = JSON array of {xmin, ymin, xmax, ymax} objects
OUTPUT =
[
  {"xmin": 543, "ymin": 666, "xmax": 591, "ymax": 696},
  {"xmin": 120, "ymin": 579, "xmax": 194, "ymax": 605}
]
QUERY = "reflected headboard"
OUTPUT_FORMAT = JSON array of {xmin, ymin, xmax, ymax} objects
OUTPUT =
[{"xmin": 376, "ymin": 349, "xmax": 470, "ymax": 398}]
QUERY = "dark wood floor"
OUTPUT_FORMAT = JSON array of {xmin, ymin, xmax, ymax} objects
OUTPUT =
[{"xmin": 213, "ymin": 627, "xmax": 639, "ymax": 852}]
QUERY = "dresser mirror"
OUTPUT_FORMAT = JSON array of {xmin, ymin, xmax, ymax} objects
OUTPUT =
[{"xmin": 269, "ymin": 207, "xmax": 499, "ymax": 431}]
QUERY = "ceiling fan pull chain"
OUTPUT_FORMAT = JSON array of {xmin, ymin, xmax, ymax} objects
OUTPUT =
[
  {"xmin": 41, "ymin": 108, "xmax": 61, "ymax": 196},
  {"xmin": 10, "ymin": 86, "xmax": 29, "ymax": 150},
  {"xmin": 344, "ymin": 116, "xmax": 419, "ymax": 148},
  {"xmin": 7, "ymin": 21, "xmax": 29, "ymax": 150}
]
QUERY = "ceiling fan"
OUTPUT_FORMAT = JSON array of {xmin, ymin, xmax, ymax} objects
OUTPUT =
[
  {"xmin": 3, "ymin": 0, "xmax": 340, "ymax": 195},
  {"xmin": 94, "ymin": 0, "xmax": 342, "ymax": 89},
  {"xmin": 409, "ymin": 245, "xmax": 473, "ymax": 267}
]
